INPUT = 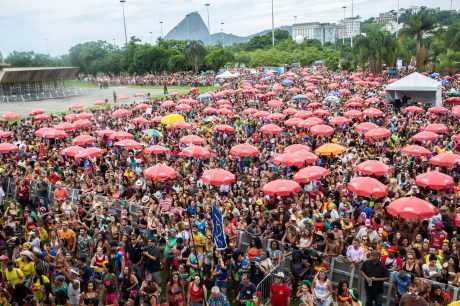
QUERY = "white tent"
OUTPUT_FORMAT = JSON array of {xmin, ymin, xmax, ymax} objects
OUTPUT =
[
  {"xmin": 216, "ymin": 70, "xmax": 239, "ymax": 79},
  {"xmin": 385, "ymin": 72, "xmax": 443, "ymax": 106}
]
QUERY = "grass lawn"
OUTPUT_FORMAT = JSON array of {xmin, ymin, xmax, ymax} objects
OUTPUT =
[
  {"xmin": 63, "ymin": 80, "xmax": 99, "ymax": 88},
  {"xmin": 128, "ymin": 85, "xmax": 220, "ymax": 91}
]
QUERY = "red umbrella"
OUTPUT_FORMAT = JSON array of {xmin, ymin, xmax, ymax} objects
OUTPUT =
[
  {"xmin": 293, "ymin": 110, "xmax": 313, "ymax": 119},
  {"xmin": 75, "ymin": 148, "xmax": 105, "ymax": 159},
  {"xmin": 301, "ymin": 117, "xmax": 324, "ymax": 128},
  {"xmin": 201, "ymin": 169, "xmax": 236, "ymax": 186},
  {"xmin": 169, "ymin": 92, "xmax": 179, "ymax": 97},
  {"xmin": 69, "ymin": 104, "xmax": 83, "ymax": 110},
  {"xmin": 61, "ymin": 146, "xmax": 84, "ymax": 157},
  {"xmin": 0, "ymin": 143, "xmax": 18, "ymax": 154},
  {"xmin": 242, "ymin": 108, "xmax": 258, "ymax": 115},
  {"xmin": 387, "ymin": 197, "xmax": 436, "ymax": 219},
  {"xmin": 0, "ymin": 131, "xmax": 12, "ymax": 138},
  {"xmin": 364, "ymin": 128, "xmax": 391, "ymax": 140},
  {"xmin": 310, "ymin": 125, "xmax": 334, "ymax": 136},
  {"xmin": 135, "ymin": 93, "xmax": 146, "ymax": 97},
  {"xmin": 73, "ymin": 119, "xmax": 93, "ymax": 128},
  {"xmin": 214, "ymin": 125, "xmax": 236, "ymax": 133},
  {"xmin": 424, "ymin": 124, "xmax": 448, "ymax": 134},
  {"xmin": 114, "ymin": 139, "xmax": 142, "ymax": 150},
  {"xmin": 363, "ymin": 108, "xmax": 384, "ymax": 117},
  {"xmin": 161, "ymin": 101, "xmax": 176, "ymax": 108},
  {"xmin": 219, "ymin": 108, "xmax": 234, "ymax": 116},
  {"xmin": 416, "ymin": 171, "xmax": 454, "ymax": 190},
  {"xmin": 97, "ymin": 130, "xmax": 116, "ymax": 137},
  {"xmin": 282, "ymin": 108, "xmax": 298, "ymax": 115},
  {"xmin": 364, "ymin": 97, "xmax": 381, "ymax": 104},
  {"xmin": 356, "ymin": 160, "xmax": 393, "ymax": 177},
  {"xmin": 134, "ymin": 103, "xmax": 149, "ymax": 110},
  {"xmin": 344, "ymin": 110, "xmax": 363, "ymax": 118},
  {"xmin": 446, "ymin": 97, "xmax": 460, "ymax": 104},
  {"xmin": 428, "ymin": 106, "xmax": 448, "ymax": 114},
  {"xmin": 292, "ymin": 150, "xmax": 319, "ymax": 164},
  {"xmin": 143, "ymin": 164, "xmax": 177, "ymax": 181},
  {"xmin": 401, "ymin": 145, "xmax": 432, "ymax": 157},
  {"xmin": 345, "ymin": 102, "xmax": 363, "ymax": 108},
  {"xmin": 403, "ymin": 106, "xmax": 425, "ymax": 113},
  {"xmin": 29, "ymin": 109, "xmax": 45, "ymax": 116},
  {"xmin": 411, "ymin": 131, "xmax": 439, "ymax": 142},
  {"xmin": 132, "ymin": 117, "xmax": 150, "ymax": 125},
  {"xmin": 230, "ymin": 144, "xmax": 259, "ymax": 156},
  {"xmin": 284, "ymin": 144, "xmax": 311, "ymax": 153},
  {"xmin": 112, "ymin": 109, "xmax": 131, "ymax": 117},
  {"xmin": 117, "ymin": 96, "xmax": 129, "ymax": 101},
  {"xmin": 144, "ymin": 145, "xmax": 170, "ymax": 155},
  {"xmin": 348, "ymin": 177, "xmax": 388, "ymax": 198},
  {"xmin": 262, "ymin": 179, "xmax": 301, "ymax": 196},
  {"xmin": 181, "ymin": 146, "xmax": 211, "ymax": 158},
  {"xmin": 329, "ymin": 116, "xmax": 351, "ymax": 126},
  {"xmin": 108, "ymin": 131, "xmax": 134, "ymax": 140},
  {"xmin": 152, "ymin": 116, "xmax": 164, "ymax": 123},
  {"xmin": 356, "ymin": 122, "xmax": 379, "ymax": 133},
  {"xmin": 2, "ymin": 112, "xmax": 20, "ymax": 120},
  {"xmin": 430, "ymin": 153, "xmax": 460, "ymax": 167},
  {"xmin": 176, "ymin": 104, "xmax": 193, "ymax": 111},
  {"xmin": 284, "ymin": 118, "xmax": 303, "ymax": 127},
  {"xmin": 266, "ymin": 113, "xmax": 287, "ymax": 121},
  {"xmin": 35, "ymin": 129, "xmax": 67, "ymax": 139},
  {"xmin": 455, "ymin": 214, "xmax": 460, "ymax": 228},
  {"xmin": 64, "ymin": 114, "xmax": 77, "ymax": 122},
  {"xmin": 180, "ymin": 135, "xmax": 206, "ymax": 145},
  {"xmin": 293, "ymin": 166, "xmax": 330, "ymax": 183},
  {"xmin": 202, "ymin": 107, "xmax": 218, "ymax": 114},
  {"xmin": 272, "ymin": 153, "xmax": 306, "ymax": 167},
  {"xmin": 253, "ymin": 111, "xmax": 271, "ymax": 118},
  {"xmin": 34, "ymin": 114, "xmax": 52, "ymax": 121},
  {"xmin": 216, "ymin": 99, "xmax": 231, "ymax": 105},
  {"xmin": 172, "ymin": 122, "xmax": 192, "ymax": 129},
  {"xmin": 338, "ymin": 88, "xmax": 351, "ymax": 95},
  {"xmin": 313, "ymin": 109, "xmax": 331, "ymax": 117},
  {"xmin": 71, "ymin": 135, "xmax": 96, "ymax": 145},
  {"xmin": 54, "ymin": 122, "xmax": 75, "ymax": 131},
  {"xmin": 260, "ymin": 124, "xmax": 283, "ymax": 135},
  {"xmin": 307, "ymin": 102, "xmax": 323, "ymax": 109},
  {"xmin": 268, "ymin": 100, "xmax": 283, "ymax": 107},
  {"xmin": 75, "ymin": 112, "xmax": 94, "ymax": 119},
  {"xmin": 93, "ymin": 100, "xmax": 106, "ymax": 106}
]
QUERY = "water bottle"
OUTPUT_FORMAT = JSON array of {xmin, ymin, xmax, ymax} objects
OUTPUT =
[{"xmin": 368, "ymin": 279, "xmax": 372, "ymax": 287}]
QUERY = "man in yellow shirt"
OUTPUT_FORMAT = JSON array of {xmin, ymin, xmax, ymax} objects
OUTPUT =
[
  {"xmin": 58, "ymin": 222, "xmax": 76, "ymax": 252},
  {"xmin": 3, "ymin": 260, "xmax": 24, "ymax": 287},
  {"xmin": 191, "ymin": 224, "xmax": 206, "ymax": 254}
]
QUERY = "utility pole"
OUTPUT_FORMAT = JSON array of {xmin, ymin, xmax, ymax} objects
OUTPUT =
[
  {"xmin": 342, "ymin": 6, "xmax": 346, "ymax": 44},
  {"xmin": 396, "ymin": 0, "xmax": 400, "ymax": 24},
  {"xmin": 149, "ymin": 31, "xmax": 153, "ymax": 44},
  {"xmin": 186, "ymin": 14, "xmax": 190, "ymax": 40},
  {"xmin": 271, "ymin": 0, "xmax": 275, "ymax": 46},
  {"xmin": 221, "ymin": 22, "xmax": 224, "ymax": 46},
  {"xmin": 205, "ymin": 3, "xmax": 211, "ymax": 45},
  {"xmin": 120, "ymin": 0, "xmax": 128, "ymax": 45},
  {"xmin": 160, "ymin": 21, "xmax": 163, "ymax": 38},
  {"xmin": 350, "ymin": 0, "xmax": 354, "ymax": 48},
  {"xmin": 294, "ymin": 16, "xmax": 297, "ymax": 25}
]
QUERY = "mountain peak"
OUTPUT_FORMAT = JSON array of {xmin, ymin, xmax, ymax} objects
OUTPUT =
[{"xmin": 164, "ymin": 12, "xmax": 210, "ymax": 43}]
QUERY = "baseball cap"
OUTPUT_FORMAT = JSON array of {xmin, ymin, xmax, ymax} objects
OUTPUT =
[
  {"xmin": 365, "ymin": 219, "xmax": 372, "ymax": 227},
  {"xmin": 435, "ymin": 221, "xmax": 444, "ymax": 228}
]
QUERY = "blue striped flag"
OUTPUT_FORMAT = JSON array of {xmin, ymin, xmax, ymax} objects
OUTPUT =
[{"xmin": 212, "ymin": 204, "xmax": 227, "ymax": 250}]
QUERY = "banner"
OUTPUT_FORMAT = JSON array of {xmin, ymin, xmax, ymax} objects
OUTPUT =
[{"xmin": 212, "ymin": 204, "xmax": 228, "ymax": 250}]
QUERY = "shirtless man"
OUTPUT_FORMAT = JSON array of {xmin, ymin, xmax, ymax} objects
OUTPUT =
[{"xmin": 323, "ymin": 233, "xmax": 342, "ymax": 257}]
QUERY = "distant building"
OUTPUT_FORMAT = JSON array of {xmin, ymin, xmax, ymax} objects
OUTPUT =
[
  {"xmin": 384, "ymin": 21, "xmax": 403, "ymax": 34},
  {"xmin": 339, "ymin": 17, "xmax": 361, "ymax": 39},
  {"xmin": 292, "ymin": 22, "xmax": 338, "ymax": 44},
  {"xmin": 377, "ymin": 13, "xmax": 394, "ymax": 24}
]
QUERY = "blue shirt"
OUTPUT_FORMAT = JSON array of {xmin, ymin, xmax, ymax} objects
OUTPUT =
[
  {"xmin": 208, "ymin": 293, "xmax": 230, "ymax": 306},
  {"xmin": 394, "ymin": 273, "xmax": 411, "ymax": 296},
  {"xmin": 215, "ymin": 264, "xmax": 228, "ymax": 282}
]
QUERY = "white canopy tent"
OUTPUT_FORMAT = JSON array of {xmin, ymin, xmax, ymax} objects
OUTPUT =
[
  {"xmin": 385, "ymin": 72, "xmax": 442, "ymax": 106},
  {"xmin": 216, "ymin": 70, "xmax": 240, "ymax": 79}
]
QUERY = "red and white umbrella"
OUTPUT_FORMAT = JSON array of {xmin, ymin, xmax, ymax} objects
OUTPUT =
[
  {"xmin": 403, "ymin": 106, "xmax": 424, "ymax": 113},
  {"xmin": 219, "ymin": 108, "xmax": 234, "ymax": 116},
  {"xmin": 2, "ymin": 112, "xmax": 20, "ymax": 120},
  {"xmin": 202, "ymin": 107, "xmax": 218, "ymax": 114},
  {"xmin": 230, "ymin": 144, "xmax": 259, "ymax": 156},
  {"xmin": 144, "ymin": 145, "xmax": 171, "ymax": 155},
  {"xmin": 284, "ymin": 118, "xmax": 303, "ymax": 127},
  {"xmin": 108, "ymin": 131, "xmax": 134, "ymax": 140},
  {"xmin": 161, "ymin": 101, "xmax": 176, "ymax": 108},
  {"xmin": 29, "ymin": 109, "xmax": 45, "ymax": 116},
  {"xmin": 411, "ymin": 131, "xmax": 439, "ymax": 142},
  {"xmin": 132, "ymin": 117, "xmax": 150, "ymax": 125},
  {"xmin": 430, "ymin": 153, "xmax": 460, "ymax": 167},
  {"xmin": 242, "ymin": 108, "xmax": 258, "ymax": 115},
  {"xmin": 310, "ymin": 125, "xmax": 334, "ymax": 136},
  {"xmin": 152, "ymin": 116, "xmax": 164, "ymax": 123},
  {"xmin": 117, "ymin": 96, "xmax": 129, "ymax": 101},
  {"xmin": 348, "ymin": 177, "xmax": 388, "ymax": 198},
  {"xmin": 114, "ymin": 139, "xmax": 142, "ymax": 150},
  {"xmin": 64, "ymin": 114, "xmax": 77, "ymax": 122},
  {"xmin": 262, "ymin": 179, "xmax": 301, "ymax": 196},
  {"xmin": 284, "ymin": 144, "xmax": 311, "ymax": 153},
  {"xmin": 313, "ymin": 109, "xmax": 331, "ymax": 117},
  {"xmin": 416, "ymin": 171, "xmax": 454, "ymax": 190},
  {"xmin": 253, "ymin": 111, "xmax": 271, "ymax": 118},
  {"xmin": 75, "ymin": 112, "xmax": 94, "ymax": 119},
  {"xmin": 355, "ymin": 160, "xmax": 393, "ymax": 177},
  {"xmin": 272, "ymin": 153, "xmax": 306, "ymax": 168},
  {"xmin": 180, "ymin": 135, "xmax": 206, "ymax": 145},
  {"xmin": 54, "ymin": 122, "xmax": 76, "ymax": 131},
  {"xmin": 293, "ymin": 110, "xmax": 313, "ymax": 119},
  {"xmin": 364, "ymin": 128, "xmax": 391, "ymax": 140},
  {"xmin": 400, "ymin": 145, "xmax": 432, "ymax": 157},
  {"xmin": 97, "ymin": 130, "xmax": 115, "ymax": 137},
  {"xmin": 0, "ymin": 131, "xmax": 12, "ymax": 138},
  {"xmin": 260, "ymin": 124, "xmax": 283, "ymax": 135},
  {"xmin": 34, "ymin": 114, "xmax": 52, "ymax": 121},
  {"xmin": 427, "ymin": 106, "xmax": 448, "ymax": 114},
  {"xmin": 363, "ymin": 108, "xmax": 384, "ymax": 117},
  {"xmin": 134, "ymin": 103, "xmax": 149, "ymax": 110},
  {"xmin": 201, "ymin": 169, "xmax": 235, "ymax": 186},
  {"xmin": 356, "ymin": 122, "xmax": 378, "ymax": 133},
  {"xmin": 176, "ymin": 104, "xmax": 193, "ymax": 111},
  {"xmin": 143, "ymin": 164, "xmax": 177, "ymax": 181},
  {"xmin": 344, "ymin": 110, "xmax": 363, "ymax": 118},
  {"xmin": 0, "ymin": 143, "xmax": 18, "ymax": 154},
  {"xmin": 268, "ymin": 100, "xmax": 283, "ymax": 107},
  {"xmin": 387, "ymin": 197, "xmax": 436, "ymax": 219},
  {"xmin": 73, "ymin": 119, "xmax": 93, "ymax": 128},
  {"xmin": 134, "ymin": 93, "xmax": 146, "ymax": 97},
  {"xmin": 61, "ymin": 146, "xmax": 84, "ymax": 157},
  {"xmin": 69, "ymin": 104, "xmax": 84, "ymax": 110},
  {"xmin": 172, "ymin": 122, "xmax": 192, "ymax": 130},
  {"xmin": 71, "ymin": 135, "xmax": 96, "ymax": 145},
  {"xmin": 112, "ymin": 109, "xmax": 131, "ymax": 117},
  {"xmin": 282, "ymin": 108, "xmax": 298, "ymax": 115},
  {"xmin": 424, "ymin": 124, "xmax": 448, "ymax": 134},
  {"xmin": 75, "ymin": 148, "xmax": 105, "ymax": 159},
  {"xmin": 93, "ymin": 100, "xmax": 106, "ymax": 106},
  {"xmin": 181, "ymin": 146, "xmax": 211, "ymax": 159},
  {"xmin": 329, "ymin": 116, "xmax": 351, "ymax": 126},
  {"xmin": 214, "ymin": 125, "xmax": 236, "ymax": 133},
  {"xmin": 293, "ymin": 166, "xmax": 330, "ymax": 183}
]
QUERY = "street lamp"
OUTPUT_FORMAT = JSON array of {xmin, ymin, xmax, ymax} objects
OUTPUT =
[
  {"xmin": 205, "ymin": 3, "xmax": 211, "ymax": 46},
  {"xmin": 350, "ymin": 0, "xmax": 354, "ymax": 48},
  {"xmin": 294, "ymin": 16, "xmax": 297, "ymax": 25},
  {"xmin": 120, "ymin": 0, "xmax": 128, "ymax": 45},
  {"xmin": 160, "ymin": 21, "xmax": 163, "ymax": 38},
  {"xmin": 150, "ymin": 31, "xmax": 153, "ymax": 44},
  {"xmin": 221, "ymin": 22, "xmax": 224, "ymax": 46},
  {"xmin": 342, "ymin": 6, "xmax": 346, "ymax": 44},
  {"xmin": 271, "ymin": 0, "xmax": 275, "ymax": 46},
  {"xmin": 186, "ymin": 14, "xmax": 190, "ymax": 40}
]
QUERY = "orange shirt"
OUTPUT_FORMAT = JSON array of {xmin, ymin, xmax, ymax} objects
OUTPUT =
[
  {"xmin": 54, "ymin": 188, "xmax": 69, "ymax": 200},
  {"xmin": 58, "ymin": 228, "xmax": 76, "ymax": 247}
]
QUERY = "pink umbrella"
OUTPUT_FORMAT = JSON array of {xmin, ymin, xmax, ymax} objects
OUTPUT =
[
  {"xmin": 73, "ymin": 119, "xmax": 93, "ymax": 128},
  {"xmin": 61, "ymin": 146, "xmax": 84, "ymax": 157},
  {"xmin": 293, "ymin": 110, "xmax": 313, "ymax": 119},
  {"xmin": 75, "ymin": 112, "xmax": 94, "ymax": 119},
  {"xmin": 152, "ymin": 116, "xmax": 164, "ymax": 123},
  {"xmin": 411, "ymin": 131, "xmax": 439, "ymax": 142},
  {"xmin": 69, "ymin": 104, "xmax": 83, "ymax": 110},
  {"xmin": 344, "ymin": 110, "xmax": 363, "ymax": 118},
  {"xmin": 176, "ymin": 104, "xmax": 193, "ymax": 111},
  {"xmin": 307, "ymin": 102, "xmax": 323, "ymax": 109},
  {"xmin": 180, "ymin": 135, "xmax": 206, "ymax": 145},
  {"xmin": 262, "ymin": 179, "xmax": 301, "ymax": 196},
  {"xmin": 201, "ymin": 169, "xmax": 236, "ymax": 186},
  {"xmin": 214, "ymin": 125, "xmax": 236, "ymax": 133},
  {"xmin": 181, "ymin": 146, "xmax": 211, "ymax": 159},
  {"xmin": 430, "ymin": 153, "xmax": 460, "ymax": 167},
  {"xmin": 401, "ymin": 145, "xmax": 432, "ymax": 157},
  {"xmin": 243, "ymin": 108, "xmax": 258, "ymax": 115},
  {"xmin": 114, "ymin": 139, "xmax": 142, "ymax": 150},
  {"xmin": 387, "ymin": 197, "xmax": 436, "ymax": 219},
  {"xmin": 0, "ymin": 143, "xmax": 18, "ymax": 153},
  {"xmin": 284, "ymin": 118, "xmax": 303, "ymax": 127},
  {"xmin": 329, "ymin": 116, "xmax": 351, "ymax": 125},
  {"xmin": 97, "ymin": 130, "xmax": 116, "ymax": 137},
  {"xmin": 143, "ymin": 164, "xmax": 177, "ymax": 181},
  {"xmin": 310, "ymin": 125, "xmax": 334, "ymax": 136},
  {"xmin": 64, "ymin": 114, "xmax": 77, "ymax": 122},
  {"xmin": 272, "ymin": 153, "xmax": 306, "ymax": 167},
  {"xmin": 313, "ymin": 109, "xmax": 331, "ymax": 117},
  {"xmin": 260, "ymin": 124, "xmax": 283, "ymax": 135},
  {"xmin": 266, "ymin": 113, "xmax": 287, "ymax": 121},
  {"xmin": 161, "ymin": 101, "xmax": 176, "ymax": 108},
  {"xmin": 428, "ymin": 106, "xmax": 448, "ymax": 114},
  {"xmin": 29, "ymin": 109, "xmax": 45, "ymax": 116},
  {"xmin": 253, "ymin": 111, "xmax": 271, "ymax": 118},
  {"xmin": 268, "ymin": 100, "xmax": 283, "ymax": 107},
  {"xmin": 363, "ymin": 108, "xmax": 384, "ymax": 117},
  {"xmin": 284, "ymin": 144, "xmax": 311, "ymax": 153},
  {"xmin": 283, "ymin": 108, "xmax": 298, "ymax": 115},
  {"xmin": 134, "ymin": 93, "xmax": 146, "ymax": 97},
  {"xmin": 144, "ymin": 145, "xmax": 171, "ymax": 155},
  {"xmin": 301, "ymin": 118, "xmax": 324, "ymax": 128},
  {"xmin": 41, "ymin": 129, "xmax": 68, "ymax": 139},
  {"xmin": 108, "ymin": 131, "xmax": 134, "ymax": 140},
  {"xmin": 132, "ymin": 117, "xmax": 150, "ymax": 125},
  {"xmin": 424, "ymin": 124, "xmax": 448, "ymax": 134},
  {"xmin": 172, "ymin": 122, "xmax": 193, "ymax": 129},
  {"xmin": 292, "ymin": 151, "xmax": 319, "ymax": 164},
  {"xmin": 2, "ymin": 112, "xmax": 20, "ymax": 120},
  {"xmin": 346, "ymin": 102, "xmax": 363, "ymax": 108},
  {"xmin": 93, "ymin": 100, "xmax": 106, "ymax": 106},
  {"xmin": 364, "ymin": 128, "xmax": 391, "ymax": 140},
  {"xmin": 219, "ymin": 108, "xmax": 234, "ymax": 116},
  {"xmin": 117, "ymin": 96, "xmax": 129, "ymax": 101},
  {"xmin": 348, "ymin": 177, "xmax": 388, "ymax": 198},
  {"xmin": 202, "ymin": 107, "xmax": 218, "ymax": 114},
  {"xmin": 230, "ymin": 144, "xmax": 259, "ymax": 156},
  {"xmin": 293, "ymin": 166, "xmax": 330, "ymax": 183},
  {"xmin": 0, "ymin": 131, "xmax": 12, "ymax": 138},
  {"xmin": 338, "ymin": 88, "xmax": 351, "ymax": 95},
  {"xmin": 416, "ymin": 171, "xmax": 454, "ymax": 190},
  {"xmin": 403, "ymin": 106, "xmax": 425, "ymax": 113},
  {"xmin": 71, "ymin": 135, "xmax": 96, "ymax": 145},
  {"xmin": 216, "ymin": 99, "xmax": 231, "ymax": 105},
  {"xmin": 34, "ymin": 114, "xmax": 52, "ymax": 121},
  {"xmin": 75, "ymin": 148, "xmax": 105, "ymax": 159},
  {"xmin": 355, "ymin": 160, "xmax": 393, "ymax": 177},
  {"xmin": 134, "ymin": 103, "xmax": 149, "ymax": 110},
  {"xmin": 112, "ymin": 109, "xmax": 131, "ymax": 117},
  {"xmin": 169, "ymin": 92, "xmax": 179, "ymax": 97},
  {"xmin": 356, "ymin": 122, "xmax": 378, "ymax": 133}
]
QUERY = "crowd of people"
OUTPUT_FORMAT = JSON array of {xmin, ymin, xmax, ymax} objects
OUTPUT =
[{"xmin": 0, "ymin": 67, "xmax": 459, "ymax": 306}]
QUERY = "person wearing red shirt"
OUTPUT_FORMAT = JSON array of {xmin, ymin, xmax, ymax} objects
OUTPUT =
[
  {"xmin": 47, "ymin": 169, "xmax": 60, "ymax": 183},
  {"xmin": 270, "ymin": 272, "xmax": 290, "ymax": 306},
  {"xmin": 430, "ymin": 222, "xmax": 447, "ymax": 249},
  {"xmin": 381, "ymin": 246, "xmax": 403, "ymax": 272}
]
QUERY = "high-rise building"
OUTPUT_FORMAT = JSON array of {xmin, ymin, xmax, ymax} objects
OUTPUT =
[
  {"xmin": 339, "ymin": 17, "xmax": 361, "ymax": 39},
  {"xmin": 293, "ymin": 22, "xmax": 338, "ymax": 44}
]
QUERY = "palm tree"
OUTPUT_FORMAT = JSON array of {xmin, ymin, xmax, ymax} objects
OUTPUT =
[
  {"xmin": 444, "ymin": 21, "xmax": 460, "ymax": 51},
  {"xmin": 353, "ymin": 24, "xmax": 397, "ymax": 75},
  {"xmin": 399, "ymin": 10, "xmax": 439, "ymax": 70},
  {"xmin": 183, "ymin": 40, "xmax": 206, "ymax": 74}
]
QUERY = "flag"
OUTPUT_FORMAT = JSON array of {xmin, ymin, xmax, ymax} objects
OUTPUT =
[{"xmin": 212, "ymin": 204, "xmax": 227, "ymax": 250}]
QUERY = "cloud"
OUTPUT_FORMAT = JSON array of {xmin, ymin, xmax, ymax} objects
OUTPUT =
[{"xmin": 0, "ymin": 0, "xmax": 452, "ymax": 57}]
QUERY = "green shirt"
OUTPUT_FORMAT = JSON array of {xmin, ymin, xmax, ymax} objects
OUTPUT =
[{"xmin": 164, "ymin": 237, "xmax": 177, "ymax": 259}]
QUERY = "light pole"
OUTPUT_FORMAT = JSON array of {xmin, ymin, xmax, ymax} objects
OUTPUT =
[
  {"xmin": 350, "ymin": 0, "xmax": 354, "ymax": 48},
  {"xmin": 450, "ymin": 0, "xmax": 453, "ymax": 11},
  {"xmin": 150, "ymin": 31, "xmax": 153, "ymax": 44},
  {"xmin": 294, "ymin": 16, "xmax": 297, "ymax": 25},
  {"xmin": 221, "ymin": 22, "xmax": 224, "ymax": 46},
  {"xmin": 271, "ymin": 0, "xmax": 275, "ymax": 46},
  {"xmin": 342, "ymin": 6, "xmax": 346, "ymax": 44},
  {"xmin": 186, "ymin": 14, "xmax": 190, "ymax": 40},
  {"xmin": 113, "ymin": 38, "xmax": 116, "ymax": 46},
  {"xmin": 396, "ymin": 0, "xmax": 400, "ymax": 24},
  {"xmin": 45, "ymin": 39, "xmax": 49, "ymax": 55},
  {"xmin": 160, "ymin": 21, "xmax": 164, "ymax": 38},
  {"xmin": 205, "ymin": 3, "xmax": 211, "ymax": 46},
  {"xmin": 120, "ymin": 0, "xmax": 128, "ymax": 45}
]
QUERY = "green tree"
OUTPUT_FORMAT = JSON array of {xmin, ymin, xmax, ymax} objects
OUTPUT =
[
  {"xmin": 445, "ymin": 21, "xmax": 460, "ymax": 51},
  {"xmin": 183, "ymin": 40, "xmax": 206, "ymax": 74},
  {"xmin": 399, "ymin": 10, "xmax": 439, "ymax": 69},
  {"xmin": 205, "ymin": 48, "xmax": 235, "ymax": 71}
]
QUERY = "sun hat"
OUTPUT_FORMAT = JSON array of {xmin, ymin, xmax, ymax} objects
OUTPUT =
[{"xmin": 275, "ymin": 272, "xmax": 285, "ymax": 278}]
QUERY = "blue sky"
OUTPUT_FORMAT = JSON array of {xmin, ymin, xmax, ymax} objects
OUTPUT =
[{"xmin": 0, "ymin": 0, "xmax": 455, "ymax": 57}]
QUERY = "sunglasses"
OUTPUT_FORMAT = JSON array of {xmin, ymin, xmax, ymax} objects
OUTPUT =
[{"xmin": 407, "ymin": 257, "xmax": 414, "ymax": 260}]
